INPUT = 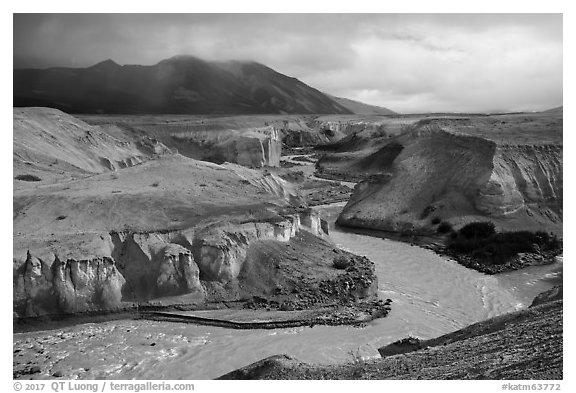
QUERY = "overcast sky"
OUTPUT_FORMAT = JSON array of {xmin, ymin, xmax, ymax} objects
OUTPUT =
[{"xmin": 13, "ymin": 14, "xmax": 562, "ymax": 113}]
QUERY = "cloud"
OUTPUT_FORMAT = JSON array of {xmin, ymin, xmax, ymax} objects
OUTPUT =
[{"xmin": 13, "ymin": 14, "xmax": 562, "ymax": 113}]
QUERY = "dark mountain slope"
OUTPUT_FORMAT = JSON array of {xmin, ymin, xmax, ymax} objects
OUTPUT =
[
  {"xmin": 328, "ymin": 95, "xmax": 397, "ymax": 115},
  {"xmin": 14, "ymin": 56, "xmax": 354, "ymax": 115}
]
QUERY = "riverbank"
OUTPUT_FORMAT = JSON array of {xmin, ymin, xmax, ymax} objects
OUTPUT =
[
  {"xmin": 140, "ymin": 299, "xmax": 391, "ymax": 329},
  {"xmin": 426, "ymin": 244, "xmax": 562, "ymax": 274},
  {"xmin": 219, "ymin": 297, "xmax": 563, "ymax": 380},
  {"xmin": 331, "ymin": 220, "xmax": 562, "ymax": 275},
  {"xmin": 14, "ymin": 296, "xmax": 392, "ymax": 335}
]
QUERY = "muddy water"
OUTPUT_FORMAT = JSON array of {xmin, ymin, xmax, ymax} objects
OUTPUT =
[{"xmin": 14, "ymin": 204, "xmax": 561, "ymax": 380}]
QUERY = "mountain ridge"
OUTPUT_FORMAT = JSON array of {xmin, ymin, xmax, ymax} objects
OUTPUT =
[
  {"xmin": 328, "ymin": 94, "xmax": 397, "ymax": 115},
  {"xmin": 14, "ymin": 56, "xmax": 394, "ymax": 115}
]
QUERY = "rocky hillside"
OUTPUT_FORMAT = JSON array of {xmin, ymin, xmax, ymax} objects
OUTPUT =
[
  {"xmin": 327, "ymin": 113, "xmax": 562, "ymax": 235},
  {"xmin": 327, "ymin": 95, "xmax": 396, "ymax": 116},
  {"xmin": 14, "ymin": 56, "xmax": 354, "ymax": 115},
  {"xmin": 220, "ymin": 296, "xmax": 562, "ymax": 379}
]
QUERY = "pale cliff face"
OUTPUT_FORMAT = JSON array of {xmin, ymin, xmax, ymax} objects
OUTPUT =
[
  {"xmin": 109, "ymin": 122, "xmax": 283, "ymax": 169},
  {"xmin": 14, "ymin": 254, "xmax": 126, "ymax": 316},
  {"xmin": 476, "ymin": 145, "xmax": 562, "ymax": 217},
  {"xmin": 219, "ymin": 126, "xmax": 282, "ymax": 168},
  {"xmin": 13, "ymin": 208, "xmax": 328, "ymax": 317}
]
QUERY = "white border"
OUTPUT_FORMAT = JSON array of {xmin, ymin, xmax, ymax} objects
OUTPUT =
[{"xmin": 3, "ymin": 1, "xmax": 572, "ymax": 391}]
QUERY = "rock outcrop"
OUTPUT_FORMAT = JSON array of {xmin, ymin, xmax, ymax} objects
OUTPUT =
[
  {"xmin": 86, "ymin": 118, "xmax": 282, "ymax": 168},
  {"xmin": 169, "ymin": 126, "xmax": 282, "ymax": 168},
  {"xmin": 475, "ymin": 144, "xmax": 562, "ymax": 217},
  {"xmin": 14, "ymin": 253, "xmax": 126, "ymax": 316},
  {"xmin": 336, "ymin": 122, "xmax": 563, "ymax": 234},
  {"xmin": 13, "ymin": 207, "xmax": 329, "ymax": 317}
]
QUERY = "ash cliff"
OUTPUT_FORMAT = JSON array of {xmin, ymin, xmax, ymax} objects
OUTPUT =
[{"xmin": 330, "ymin": 114, "xmax": 562, "ymax": 235}]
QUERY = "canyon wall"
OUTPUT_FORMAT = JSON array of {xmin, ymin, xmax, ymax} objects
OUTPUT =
[
  {"xmin": 218, "ymin": 127, "xmax": 282, "ymax": 167},
  {"xmin": 337, "ymin": 125, "xmax": 563, "ymax": 234},
  {"xmin": 133, "ymin": 124, "xmax": 282, "ymax": 168},
  {"xmin": 13, "ymin": 210, "xmax": 328, "ymax": 317},
  {"xmin": 475, "ymin": 144, "xmax": 562, "ymax": 217}
]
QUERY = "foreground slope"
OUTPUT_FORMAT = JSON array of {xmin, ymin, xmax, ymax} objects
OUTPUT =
[
  {"xmin": 219, "ymin": 298, "xmax": 562, "ymax": 380},
  {"xmin": 14, "ymin": 56, "xmax": 353, "ymax": 115},
  {"xmin": 327, "ymin": 95, "xmax": 397, "ymax": 116}
]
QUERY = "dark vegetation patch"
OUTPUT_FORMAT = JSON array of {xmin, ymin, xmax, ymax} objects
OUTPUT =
[
  {"xmin": 332, "ymin": 255, "xmax": 351, "ymax": 270},
  {"xmin": 448, "ymin": 226, "xmax": 560, "ymax": 265},
  {"xmin": 440, "ymin": 221, "xmax": 562, "ymax": 273},
  {"xmin": 437, "ymin": 221, "xmax": 453, "ymax": 233},
  {"xmin": 15, "ymin": 174, "xmax": 41, "ymax": 182},
  {"xmin": 457, "ymin": 221, "xmax": 495, "ymax": 239}
]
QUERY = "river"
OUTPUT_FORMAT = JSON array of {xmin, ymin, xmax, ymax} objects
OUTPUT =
[{"xmin": 13, "ymin": 203, "xmax": 562, "ymax": 380}]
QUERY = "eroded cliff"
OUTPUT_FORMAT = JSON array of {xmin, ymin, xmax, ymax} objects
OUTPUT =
[
  {"xmin": 82, "ymin": 117, "xmax": 283, "ymax": 168},
  {"xmin": 336, "ymin": 120, "xmax": 563, "ymax": 234},
  {"xmin": 14, "ymin": 189, "xmax": 331, "ymax": 317}
]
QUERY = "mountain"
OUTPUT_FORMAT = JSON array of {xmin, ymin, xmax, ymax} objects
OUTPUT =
[
  {"xmin": 543, "ymin": 106, "xmax": 562, "ymax": 114},
  {"xmin": 14, "ymin": 56, "xmax": 357, "ymax": 115},
  {"xmin": 328, "ymin": 95, "xmax": 396, "ymax": 115}
]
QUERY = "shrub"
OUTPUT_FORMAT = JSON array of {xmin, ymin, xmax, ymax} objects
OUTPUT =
[
  {"xmin": 437, "ymin": 221, "xmax": 453, "ymax": 233},
  {"xmin": 333, "ymin": 255, "xmax": 351, "ymax": 269},
  {"xmin": 431, "ymin": 217, "xmax": 441, "ymax": 225},
  {"xmin": 15, "ymin": 174, "xmax": 41, "ymax": 182},
  {"xmin": 458, "ymin": 221, "xmax": 496, "ymax": 240},
  {"xmin": 448, "ymin": 227, "xmax": 562, "ymax": 265},
  {"xmin": 399, "ymin": 228, "xmax": 415, "ymax": 237},
  {"xmin": 347, "ymin": 347, "xmax": 365, "ymax": 365}
]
